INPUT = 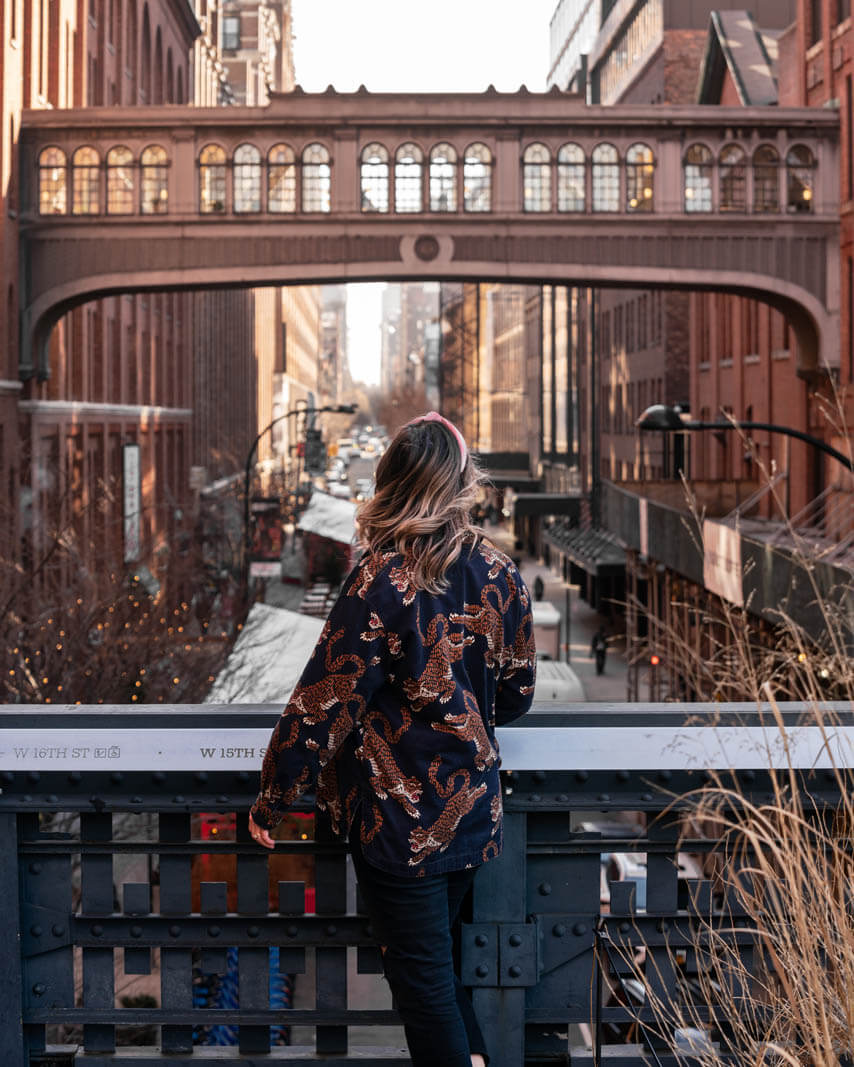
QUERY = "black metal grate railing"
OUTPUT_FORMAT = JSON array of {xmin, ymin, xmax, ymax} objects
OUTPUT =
[{"xmin": 2, "ymin": 704, "xmax": 851, "ymax": 1065}]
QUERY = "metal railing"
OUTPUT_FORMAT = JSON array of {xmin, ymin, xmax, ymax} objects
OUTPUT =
[{"xmin": 2, "ymin": 703, "xmax": 852, "ymax": 1066}]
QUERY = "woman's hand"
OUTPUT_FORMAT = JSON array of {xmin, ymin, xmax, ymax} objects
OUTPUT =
[{"xmin": 248, "ymin": 812, "xmax": 275, "ymax": 849}]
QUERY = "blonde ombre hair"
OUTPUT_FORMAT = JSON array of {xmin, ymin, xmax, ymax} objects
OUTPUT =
[{"xmin": 356, "ymin": 415, "xmax": 486, "ymax": 593}]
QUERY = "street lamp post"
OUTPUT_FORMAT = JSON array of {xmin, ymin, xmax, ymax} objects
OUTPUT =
[
  {"xmin": 243, "ymin": 403, "xmax": 357, "ymax": 589},
  {"xmin": 636, "ymin": 404, "xmax": 854, "ymax": 474}
]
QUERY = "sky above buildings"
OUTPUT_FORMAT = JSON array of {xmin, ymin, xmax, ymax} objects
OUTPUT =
[{"xmin": 290, "ymin": 0, "xmax": 557, "ymax": 384}]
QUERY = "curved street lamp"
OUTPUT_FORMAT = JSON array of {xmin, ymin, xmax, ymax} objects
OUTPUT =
[
  {"xmin": 243, "ymin": 403, "xmax": 358, "ymax": 586},
  {"xmin": 636, "ymin": 404, "xmax": 854, "ymax": 474}
]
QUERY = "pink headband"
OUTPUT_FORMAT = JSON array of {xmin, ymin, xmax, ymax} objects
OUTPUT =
[{"xmin": 403, "ymin": 411, "xmax": 468, "ymax": 467}]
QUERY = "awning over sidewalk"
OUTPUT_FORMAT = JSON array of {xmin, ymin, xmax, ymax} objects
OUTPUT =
[
  {"xmin": 511, "ymin": 492, "xmax": 583, "ymax": 518},
  {"xmin": 205, "ymin": 603, "xmax": 323, "ymax": 705},
  {"xmin": 545, "ymin": 520, "xmax": 626, "ymax": 578},
  {"xmin": 297, "ymin": 490, "xmax": 357, "ymax": 545}
]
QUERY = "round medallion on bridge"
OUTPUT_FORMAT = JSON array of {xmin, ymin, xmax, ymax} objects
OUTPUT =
[{"xmin": 414, "ymin": 235, "xmax": 440, "ymax": 261}]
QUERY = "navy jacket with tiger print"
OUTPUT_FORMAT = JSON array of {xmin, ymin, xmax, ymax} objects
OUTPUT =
[{"xmin": 250, "ymin": 537, "xmax": 536, "ymax": 876}]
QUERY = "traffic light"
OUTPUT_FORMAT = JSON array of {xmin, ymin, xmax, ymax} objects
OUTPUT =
[
  {"xmin": 649, "ymin": 653, "xmax": 660, "ymax": 667},
  {"xmin": 304, "ymin": 428, "xmax": 327, "ymax": 474}
]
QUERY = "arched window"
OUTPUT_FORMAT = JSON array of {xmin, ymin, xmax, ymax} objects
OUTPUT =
[
  {"xmin": 233, "ymin": 143, "xmax": 261, "ymax": 213},
  {"xmin": 591, "ymin": 143, "xmax": 619, "ymax": 212},
  {"xmin": 140, "ymin": 145, "xmax": 168, "ymax": 213},
  {"xmin": 268, "ymin": 143, "xmax": 296, "ymax": 213},
  {"xmin": 395, "ymin": 142, "xmax": 423, "ymax": 213},
  {"xmin": 626, "ymin": 142, "xmax": 654, "ymax": 211},
  {"xmin": 523, "ymin": 142, "xmax": 551, "ymax": 212},
  {"xmin": 683, "ymin": 143, "xmax": 712, "ymax": 212},
  {"xmin": 719, "ymin": 144, "xmax": 747, "ymax": 211},
  {"xmin": 38, "ymin": 147, "xmax": 67, "ymax": 214},
  {"xmin": 72, "ymin": 146, "xmax": 101, "ymax": 214},
  {"xmin": 301, "ymin": 143, "xmax": 331, "ymax": 212},
  {"xmin": 360, "ymin": 143, "xmax": 389, "ymax": 213},
  {"xmin": 429, "ymin": 142, "xmax": 457, "ymax": 211},
  {"xmin": 752, "ymin": 145, "xmax": 779, "ymax": 212},
  {"xmin": 140, "ymin": 4, "xmax": 151, "ymax": 102},
  {"xmin": 106, "ymin": 145, "xmax": 135, "ymax": 214},
  {"xmin": 557, "ymin": 143, "xmax": 585, "ymax": 212},
  {"xmin": 199, "ymin": 143, "xmax": 227, "ymax": 213},
  {"xmin": 166, "ymin": 48, "xmax": 174, "ymax": 102},
  {"xmin": 153, "ymin": 26, "xmax": 163, "ymax": 104},
  {"xmin": 463, "ymin": 142, "xmax": 492, "ymax": 212},
  {"xmin": 787, "ymin": 144, "xmax": 815, "ymax": 212}
]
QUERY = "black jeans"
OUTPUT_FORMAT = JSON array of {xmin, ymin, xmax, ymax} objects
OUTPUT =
[{"xmin": 350, "ymin": 830, "xmax": 488, "ymax": 1066}]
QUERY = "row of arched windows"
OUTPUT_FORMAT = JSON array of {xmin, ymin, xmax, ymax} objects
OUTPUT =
[
  {"xmin": 36, "ymin": 140, "xmax": 817, "ymax": 216},
  {"xmin": 684, "ymin": 143, "xmax": 815, "ymax": 213}
]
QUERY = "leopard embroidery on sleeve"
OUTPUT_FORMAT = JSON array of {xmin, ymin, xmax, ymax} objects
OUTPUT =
[
  {"xmin": 401, "ymin": 610, "xmax": 473, "ymax": 709},
  {"xmin": 430, "ymin": 689, "xmax": 497, "ymax": 771}
]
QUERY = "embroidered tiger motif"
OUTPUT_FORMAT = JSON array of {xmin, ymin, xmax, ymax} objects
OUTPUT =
[
  {"xmin": 360, "ymin": 708, "xmax": 422, "ymax": 818},
  {"xmin": 402, "ymin": 611, "xmax": 473, "ymax": 709},
  {"xmin": 431, "ymin": 689, "xmax": 496, "ymax": 771},
  {"xmin": 407, "ymin": 758, "xmax": 487, "ymax": 864},
  {"xmin": 450, "ymin": 583, "xmax": 513, "ymax": 670},
  {"xmin": 291, "ymin": 627, "xmax": 365, "ymax": 720}
]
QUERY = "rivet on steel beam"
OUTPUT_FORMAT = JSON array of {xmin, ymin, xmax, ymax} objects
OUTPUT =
[
  {"xmin": 508, "ymin": 965, "xmax": 522, "ymax": 978},
  {"xmin": 575, "ymin": 770, "xmax": 589, "ymax": 783},
  {"xmin": 131, "ymin": 796, "xmax": 142, "ymax": 804},
  {"xmin": 475, "ymin": 965, "xmax": 488, "ymax": 978},
  {"xmin": 27, "ymin": 771, "xmax": 40, "ymax": 783},
  {"xmin": 169, "ymin": 925, "xmax": 182, "ymax": 937},
  {"xmin": 236, "ymin": 771, "xmax": 250, "ymax": 783},
  {"xmin": 325, "ymin": 924, "xmax": 337, "ymax": 937},
  {"xmin": 657, "ymin": 920, "xmax": 670, "ymax": 933},
  {"xmin": 30, "ymin": 925, "xmax": 43, "ymax": 937},
  {"xmin": 152, "ymin": 771, "xmax": 166, "ymax": 783},
  {"xmin": 553, "ymin": 924, "xmax": 567, "ymax": 938},
  {"xmin": 556, "ymin": 793, "xmax": 568, "ymax": 803},
  {"xmin": 216, "ymin": 795, "xmax": 229, "ymax": 804},
  {"xmin": 173, "ymin": 795, "xmax": 185, "ymax": 804},
  {"xmin": 572, "ymin": 922, "xmax": 587, "ymax": 936},
  {"xmin": 91, "ymin": 925, "xmax": 103, "ymax": 937},
  {"xmin": 529, "ymin": 794, "xmax": 541, "ymax": 803},
  {"xmin": 532, "ymin": 770, "xmax": 546, "ymax": 783},
  {"xmin": 110, "ymin": 772, "xmax": 124, "ymax": 784},
  {"xmin": 130, "ymin": 925, "xmax": 142, "ymax": 938},
  {"xmin": 641, "ymin": 793, "xmax": 654, "ymax": 803},
  {"xmin": 46, "ymin": 794, "xmax": 58, "ymax": 803},
  {"xmin": 208, "ymin": 925, "xmax": 221, "ymax": 937},
  {"xmin": 619, "ymin": 922, "xmax": 631, "ymax": 934},
  {"xmin": 538, "ymin": 882, "xmax": 552, "ymax": 896},
  {"xmin": 365, "ymin": 924, "xmax": 374, "ymax": 938},
  {"xmin": 658, "ymin": 769, "xmax": 672, "ymax": 782},
  {"xmin": 22, "ymin": 794, "xmax": 32, "ymax": 802},
  {"xmin": 1, "ymin": 771, "xmax": 13, "ymax": 783},
  {"xmin": 52, "ymin": 924, "xmax": 65, "ymax": 937},
  {"xmin": 248, "ymin": 926, "xmax": 260, "ymax": 938},
  {"xmin": 29, "ymin": 863, "xmax": 42, "ymax": 875},
  {"xmin": 286, "ymin": 925, "xmax": 298, "ymax": 938},
  {"xmin": 195, "ymin": 772, "xmax": 209, "ymax": 784},
  {"xmin": 32, "ymin": 984, "xmax": 46, "ymax": 996},
  {"xmin": 474, "ymin": 934, "xmax": 488, "ymax": 947},
  {"xmin": 616, "ymin": 770, "xmax": 630, "ymax": 782},
  {"xmin": 742, "ymin": 770, "xmax": 755, "ymax": 783},
  {"xmin": 508, "ymin": 933, "xmax": 522, "ymax": 947},
  {"xmin": 598, "ymin": 794, "xmax": 610, "ymax": 803},
  {"xmin": 67, "ymin": 771, "xmax": 82, "ymax": 784}
]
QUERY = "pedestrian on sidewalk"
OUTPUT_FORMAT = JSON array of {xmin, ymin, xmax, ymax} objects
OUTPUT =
[
  {"xmin": 591, "ymin": 627, "xmax": 608, "ymax": 675},
  {"xmin": 248, "ymin": 411, "xmax": 537, "ymax": 1067}
]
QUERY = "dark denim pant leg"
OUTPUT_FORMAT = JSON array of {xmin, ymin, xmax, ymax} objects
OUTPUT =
[{"xmin": 350, "ymin": 835, "xmax": 488, "ymax": 1066}]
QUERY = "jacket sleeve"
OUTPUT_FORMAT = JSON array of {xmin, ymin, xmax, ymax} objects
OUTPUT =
[
  {"xmin": 250, "ymin": 568, "xmax": 388, "ymax": 830},
  {"xmin": 494, "ymin": 573, "xmax": 537, "ymax": 726}
]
